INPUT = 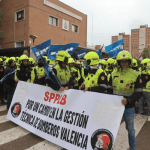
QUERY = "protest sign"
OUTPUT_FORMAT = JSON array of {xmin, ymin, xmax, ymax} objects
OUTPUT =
[{"xmin": 7, "ymin": 81, "xmax": 124, "ymax": 150}]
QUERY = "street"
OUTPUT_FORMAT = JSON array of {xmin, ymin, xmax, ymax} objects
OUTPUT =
[{"xmin": 0, "ymin": 104, "xmax": 150, "ymax": 150}]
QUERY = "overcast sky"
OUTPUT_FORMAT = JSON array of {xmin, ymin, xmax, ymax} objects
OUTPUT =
[{"xmin": 59, "ymin": 0, "xmax": 150, "ymax": 46}]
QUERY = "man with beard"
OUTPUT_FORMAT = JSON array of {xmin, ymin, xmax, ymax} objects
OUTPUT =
[
  {"xmin": 15, "ymin": 54, "xmax": 35, "ymax": 83},
  {"xmin": 4, "ymin": 58, "xmax": 16, "ymax": 109}
]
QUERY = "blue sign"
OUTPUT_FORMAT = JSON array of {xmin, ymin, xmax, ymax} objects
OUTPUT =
[
  {"xmin": 48, "ymin": 43, "xmax": 79, "ymax": 59},
  {"xmin": 31, "ymin": 40, "xmax": 61, "ymax": 89},
  {"xmin": 84, "ymin": 59, "xmax": 90, "ymax": 70},
  {"xmin": 76, "ymin": 49, "xmax": 86, "ymax": 59},
  {"xmin": 105, "ymin": 39, "xmax": 124, "ymax": 53},
  {"xmin": 109, "ymin": 41, "xmax": 124, "ymax": 58},
  {"xmin": 31, "ymin": 39, "xmax": 51, "ymax": 60},
  {"xmin": 40, "ymin": 55, "xmax": 61, "ymax": 89}
]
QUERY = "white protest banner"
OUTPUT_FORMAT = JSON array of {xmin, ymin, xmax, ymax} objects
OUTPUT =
[{"xmin": 7, "ymin": 81, "xmax": 124, "ymax": 150}]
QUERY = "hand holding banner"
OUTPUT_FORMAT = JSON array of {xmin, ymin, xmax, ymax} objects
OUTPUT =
[{"xmin": 7, "ymin": 81, "xmax": 124, "ymax": 150}]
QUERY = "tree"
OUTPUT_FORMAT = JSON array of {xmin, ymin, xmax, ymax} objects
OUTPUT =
[{"xmin": 142, "ymin": 48, "xmax": 150, "ymax": 59}]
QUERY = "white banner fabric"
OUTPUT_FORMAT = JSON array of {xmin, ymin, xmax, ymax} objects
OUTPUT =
[{"xmin": 7, "ymin": 81, "xmax": 124, "ymax": 150}]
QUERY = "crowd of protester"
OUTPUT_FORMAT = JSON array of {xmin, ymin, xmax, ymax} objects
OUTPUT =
[{"xmin": 0, "ymin": 50, "xmax": 150, "ymax": 150}]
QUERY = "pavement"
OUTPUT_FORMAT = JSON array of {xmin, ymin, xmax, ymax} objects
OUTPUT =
[{"xmin": 0, "ymin": 103, "xmax": 150, "ymax": 150}]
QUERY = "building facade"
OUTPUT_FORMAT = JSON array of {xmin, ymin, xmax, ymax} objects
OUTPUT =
[
  {"xmin": 112, "ymin": 32, "xmax": 131, "ymax": 53},
  {"xmin": 0, "ymin": 0, "xmax": 87, "ymax": 49},
  {"xmin": 131, "ymin": 25, "xmax": 150, "ymax": 59}
]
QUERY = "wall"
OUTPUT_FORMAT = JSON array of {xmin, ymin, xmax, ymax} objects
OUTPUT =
[
  {"xmin": 0, "ymin": 0, "xmax": 29, "ymax": 49},
  {"xmin": 0, "ymin": 0, "xmax": 87, "ymax": 49},
  {"xmin": 28, "ymin": 0, "xmax": 87, "ymax": 47}
]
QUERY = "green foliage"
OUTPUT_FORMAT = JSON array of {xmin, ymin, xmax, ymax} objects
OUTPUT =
[
  {"xmin": 143, "ymin": 48, "xmax": 149, "ymax": 59},
  {"xmin": 0, "ymin": 32, "xmax": 4, "ymax": 39},
  {"xmin": 135, "ymin": 58, "xmax": 142, "ymax": 68}
]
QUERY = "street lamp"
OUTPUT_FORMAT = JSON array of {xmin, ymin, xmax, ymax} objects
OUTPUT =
[
  {"xmin": 29, "ymin": 35, "xmax": 38, "ymax": 45},
  {"xmin": 29, "ymin": 35, "xmax": 38, "ymax": 60}
]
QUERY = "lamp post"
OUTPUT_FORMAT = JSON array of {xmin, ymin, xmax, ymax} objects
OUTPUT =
[
  {"xmin": 29, "ymin": 35, "xmax": 38, "ymax": 60},
  {"xmin": 29, "ymin": 35, "xmax": 38, "ymax": 45}
]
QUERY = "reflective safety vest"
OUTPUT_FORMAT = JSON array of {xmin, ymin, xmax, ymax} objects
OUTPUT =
[
  {"xmin": 105, "ymin": 67, "xmax": 113, "ymax": 75},
  {"xmin": 111, "ymin": 67, "xmax": 141, "ymax": 96},
  {"xmin": 81, "ymin": 66, "xmax": 86, "ymax": 81},
  {"xmin": 141, "ymin": 69, "xmax": 150, "ymax": 92},
  {"xmin": 35, "ymin": 66, "xmax": 45, "ymax": 77},
  {"xmin": 16, "ymin": 62, "xmax": 20, "ymax": 67},
  {"xmin": 84, "ymin": 68, "xmax": 105, "ymax": 88},
  {"xmin": 15, "ymin": 66, "xmax": 35, "ymax": 83},
  {"xmin": 138, "ymin": 67, "xmax": 142, "ymax": 75},
  {"xmin": 70, "ymin": 67, "xmax": 81, "ymax": 87},
  {"xmin": 54, "ymin": 64, "xmax": 71, "ymax": 85}
]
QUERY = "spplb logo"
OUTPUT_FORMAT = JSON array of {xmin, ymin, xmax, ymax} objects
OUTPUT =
[
  {"xmin": 11, "ymin": 102, "xmax": 22, "ymax": 118},
  {"xmin": 91, "ymin": 129, "xmax": 114, "ymax": 150}
]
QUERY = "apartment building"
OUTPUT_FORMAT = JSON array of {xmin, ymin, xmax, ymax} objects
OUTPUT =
[{"xmin": 0, "ymin": 0, "xmax": 87, "ymax": 49}]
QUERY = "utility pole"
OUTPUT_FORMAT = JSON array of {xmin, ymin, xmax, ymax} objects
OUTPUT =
[{"xmin": 92, "ymin": 11, "xmax": 93, "ymax": 46}]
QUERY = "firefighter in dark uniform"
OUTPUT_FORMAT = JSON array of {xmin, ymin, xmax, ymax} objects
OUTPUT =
[{"xmin": 15, "ymin": 54, "xmax": 35, "ymax": 83}]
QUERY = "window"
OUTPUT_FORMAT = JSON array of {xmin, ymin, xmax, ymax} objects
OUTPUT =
[
  {"xmin": 72, "ymin": 24, "xmax": 78, "ymax": 33},
  {"xmin": 49, "ymin": 16, "xmax": 58, "ymax": 26},
  {"xmin": 15, "ymin": 41, "xmax": 24, "ymax": 48},
  {"xmin": 15, "ymin": 10, "xmax": 24, "ymax": 22}
]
